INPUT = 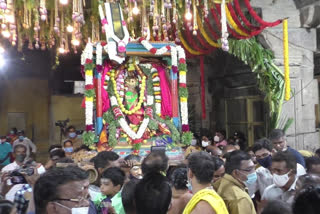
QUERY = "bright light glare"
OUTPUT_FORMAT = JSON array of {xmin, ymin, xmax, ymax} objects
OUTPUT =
[
  {"xmin": 59, "ymin": 0, "xmax": 68, "ymax": 5},
  {"xmin": 2, "ymin": 31, "xmax": 10, "ymax": 38},
  {"xmin": 0, "ymin": 54, "xmax": 5, "ymax": 68},
  {"xmin": 0, "ymin": 46, "xmax": 4, "ymax": 54},
  {"xmin": 66, "ymin": 25, "xmax": 73, "ymax": 33},
  {"xmin": 58, "ymin": 47, "xmax": 65, "ymax": 54},
  {"xmin": 5, "ymin": 14, "xmax": 14, "ymax": 23},
  {"xmin": 72, "ymin": 39, "xmax": 80, "ymax": 46},
  {"xmin": 132, "ymin": 7, "xmax": 140, "ymax": 15},
  {"xmin": 185, "ymin": 12, "xmax": 192, "ymax": 21}
]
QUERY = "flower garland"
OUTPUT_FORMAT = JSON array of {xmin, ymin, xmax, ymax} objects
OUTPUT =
[
  {"xmin": 225, "ymin": 5, "xmax": 249, "ymax": 37},
  {"xmin": 283, "ymin": 19, "xmax": 290, "ymax": 101},
  {"xmin": 109, "ymin": 90, "xmax": 153, "ymax": 142},
  {"xmin": 196, "ymin": 14, "xmax": 220, "ymax": 48},
  {"xmin": 151, "ymin": 67, "xmax": 162, "ymax": 115},
  {"xmin": 139, "ymin": 37, "xmax": 171, "ymax": 55},
  {"xmin": 111, "ymin": 70, "xmax": 146, "ymax": 115},
  {"xmin": 81, "ymin": 42, "xmax": 95, "ymax": 132},
  {"xmin": 177, "ymin": 46, "xmax": 189, "ymax": 132},
  {"xmin": 220, "ymin": 0, "xmax": 229, "ymax": 51}
]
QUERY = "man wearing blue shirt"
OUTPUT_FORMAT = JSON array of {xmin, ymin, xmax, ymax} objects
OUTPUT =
[
  {"xmin": 0, "ymin": 136, "xmax": 12, "ymax": 168},
  {"xmin": 269, "ymin": 129, "xmax": 305, "ymax": 167}
]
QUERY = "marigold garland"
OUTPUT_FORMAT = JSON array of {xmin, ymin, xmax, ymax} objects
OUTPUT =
[
  {"xmin": 178, "ymin": 31, "xmax": 202, "ymax": 55},
  {"xmin": 283, "ymin": 19, "xmax": 290, "ymax": 101},
  {"xmin": 225, "ymin": 5, "xmax": 250, "ymax": 37},
  {"xmin": 197, "ymin": 13, "xmax": 220, "ymax": 48}
]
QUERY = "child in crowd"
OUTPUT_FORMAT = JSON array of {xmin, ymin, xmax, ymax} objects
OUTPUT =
[{"xmin": 94, "ymin": 167, "xmax": 126, "ymax": 214}]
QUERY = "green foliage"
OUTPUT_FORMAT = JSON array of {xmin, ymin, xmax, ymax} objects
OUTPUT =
[
  {"xmin": 181, "ymin": 131, "xmax": 193, "ymax": 145},
  {"xmin": 84, "ymin": 89, "xmax": 95, "ymax": 98},
  {"xmin": 133, "ymin": 143, "xmax": 142, "ymax": 151},
  {"xmin": 154, "ymin": 115, "xmax": 180, "ymax": 143},
  {"xmin": 108, "ymin": 121, "xmax": 118, "ymax": 147},
  {"xmin": 178, "ymin": 63, "xmax": 187, "ymax": 71},
  {"xmin": 103, "ymin": 110, "xmax": 114, "ymax": 124},
  {"xmin": 179, "ymin": 87, "xmax": 189, "ymax": 98},
  {"xmin": 83, "ymin": 131, "xmax": 96, "ymax": 146},
  {"xmin": 228, "ymin": 38, "xmax": 285, "ymax": 129},
  {"xmin": 107, "ymin": 80, "xmax": 115, "ymax": 97},
  {"xmin": 148, "ymin": 119, "xmax": 159, "ymax": 130}
]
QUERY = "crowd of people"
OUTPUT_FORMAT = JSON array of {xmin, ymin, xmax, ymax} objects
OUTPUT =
[{"xmin": 1, "ymin": 127, "xmax": 320, "ymax": 214}]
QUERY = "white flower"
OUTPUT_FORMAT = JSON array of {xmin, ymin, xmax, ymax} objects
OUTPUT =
[
  {"xmin": 147, "ymin": 95, "xmax": 154, "ymax": 105},
  {"xmin": 155, "ymin": 103, "xmax": 161, "ymax": 115},
  {"xmin": 110, "ymin": 96, "xmax": 118, "ymax": 106},
  {"xmin": 179, "ymin": 75, "xmax": 186, "ymax": 84}
]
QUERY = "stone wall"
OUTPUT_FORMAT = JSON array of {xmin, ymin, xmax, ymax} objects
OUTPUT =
[{"xmin": 251, "ymin": 0, "xmax": 320, "ymax": 151}]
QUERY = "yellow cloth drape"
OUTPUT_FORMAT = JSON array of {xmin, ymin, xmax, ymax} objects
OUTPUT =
[{"xmin": 183, "ymin": 189, "xmax": 229, "ymax": 214}]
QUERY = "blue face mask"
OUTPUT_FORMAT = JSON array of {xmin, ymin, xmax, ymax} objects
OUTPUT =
[
  {"xmin": 245, "ymin": 172, "xmax": 257, "ymax": 186},
  {"xmin": 257, "ymin": 155, "xmax": 272, "ymax": 169},
  {"xmin": 19, "ymin": 136, "xmax": 24, "ymax": 141},
  {"xmin": 69, "ymin": 132, "xmax": 77, "ymax": 138},
  {"xmin": 64, "ymin": 147, "xmax": 74, "ymax": 153},
  {"xmin": 186, "ymin": 179, "xmax": 192, "ymax": 192}
]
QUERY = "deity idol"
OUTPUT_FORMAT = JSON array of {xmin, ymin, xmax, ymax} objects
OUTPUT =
[{"xmin": 124, "ymin": 74, "xmax": 144, "ymax": 125}]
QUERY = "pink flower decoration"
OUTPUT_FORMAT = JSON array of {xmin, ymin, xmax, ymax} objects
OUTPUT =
[
  {"xmin": 86, "ymin": 125, "xmax": 93, "ymax": 131},
  {"xmin": 121, "ymin": 20, "xmax": 126, "ymax": 26},
  {"xmin": 101, "ymin": 18, "xmax": 108, "ymax": 25},
  {"xmin": 182, "ymin": 125, "xmax": 190, "ymax": 132},
  {"xmin": 118, "ymin": 45, "xmax": 126, "ymax": 53}
]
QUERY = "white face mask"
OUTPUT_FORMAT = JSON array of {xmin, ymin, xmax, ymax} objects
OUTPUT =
[
  {"xmin": 191, "ymin": 139, "xmax": 197, "ymax": 146},
  {"xmin": 202, "ymin": 141, "xmax": 209, "ymax": 147},
  {"xmin": 54, "ymin": 202, "xmax": 89, "ymax": 214},
  {"xmin": 214, "ymin": 136, "xmax": 220, "ymax": 142},
  {"xmin": 273, "ymin": 171, "xmax": 291, "ymax": 187},
  {"xmin": 72, "ymin": 207, "xmax": 89, "ymax": 214}
]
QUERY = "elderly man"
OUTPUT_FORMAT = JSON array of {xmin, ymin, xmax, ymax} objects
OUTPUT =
[
  {"xmin": 214, "ymin": 150, "xmax": 257, "ymax": 214},
  {"xmin": 269, "ymin": 129, "xmax": 305, "ymax": 167}
]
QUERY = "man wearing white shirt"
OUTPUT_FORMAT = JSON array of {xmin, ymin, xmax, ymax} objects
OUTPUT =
[
  {"xmin": 248, "ymin": 139, "xmax": 306, "ymax": 197},
  {"xmin": 262, "ymin": 151, "xmax": 300, "ymax": 205},
  {"xmin": 12, "ymin": 130, "xmax": 36, "ymax": 159},
  {"xmin": 2, "ymin": 144, "xmax": 28, "ymax": 173}
]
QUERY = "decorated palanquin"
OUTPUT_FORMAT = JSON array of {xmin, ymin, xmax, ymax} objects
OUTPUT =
[{"xmin": 81, "ymin": 1, "xmax": 192, "ymax": 159}]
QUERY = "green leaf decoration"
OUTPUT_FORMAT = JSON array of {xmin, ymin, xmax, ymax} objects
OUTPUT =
[
  {"xmin": 148, "ymin": 119, "xmax": 159, "ymax": 130},
  {"xmin": 108, "ymin": 121, "xmax": 118, "ymax": 147},
  {"xmin": 83, "ymin": 131, "xmax": 96, "ymax": 146},
  {"xmin": 103, "ymin": 110, "xmax": 114, "ymax": 124},
  {"xmin": 84, "ymin": 63, "xmax": 94, "ymax": 71},
  {"xmin": 181, "ymin": 131, "xmax": 193, "ymax": 145},
  {"xmin": 107, "ymin": 79, "xmax": 115, "ymax": 97},
  {"xmin": 84, "ymin": 89, "xmax": 95, "ymax": 98},
  {"xmin": 179, "ymin": 87, "xmax": 189, "ymax": 98},
  {"xmin": 228, "ymin": 38, "xmax": 285, "ymax": 129},
  {"xmin": 178, "ymin": 63, "xmax": 187, "ymax": 72},
  {"xmin": 133, "ymin": 143, "xmax": 142, "ymax": 151}
]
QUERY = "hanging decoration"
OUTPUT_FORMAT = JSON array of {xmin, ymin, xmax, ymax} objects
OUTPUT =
[{"xmin": 283, "ymin": 19, "xmax": 290, "ymax": 101}]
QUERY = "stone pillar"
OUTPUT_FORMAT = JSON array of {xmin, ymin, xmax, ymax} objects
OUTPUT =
[{"xmin": 252, "ymin": 0, "xmax": 320, "ymax": 150}]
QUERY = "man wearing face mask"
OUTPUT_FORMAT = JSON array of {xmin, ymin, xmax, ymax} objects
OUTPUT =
[
  {"xmin": 262, "ymin": 151, "xmax": 299, "ymax": 205},
  {"xmin": 34, "ymin": 166, "xmax": 90, "ymax": 214},
  {"xmin": 214, "ymin": 150, "xmax": 257, "ymax": 214},
  {"xmin": 184, "ymin": 136, "xmax": 201, "ymax": 158},
  {"xmin": 63, "ymin": 126, "xmax": 83, "ymax": 150},
  {"xmin": 249, "ymin": 139, "xmax": 306, "ymax": 197},
  {"xmin": 214, "ymin": 130, "xmax": 227, "ymax": 148},
  {"xmin": 201, "ymin": 136, "xmax": 211, "ymax": 149},
  {"xmin": 12, "ymin": 130, "xmax": 37, "ymax": 160},
  {"xmin": 2, "ymin": 144, "xmax": 28, "ymax": 173},
  {"xmin": 269, "ymin": 129, "xmax": 305, "ymax": 167}
]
